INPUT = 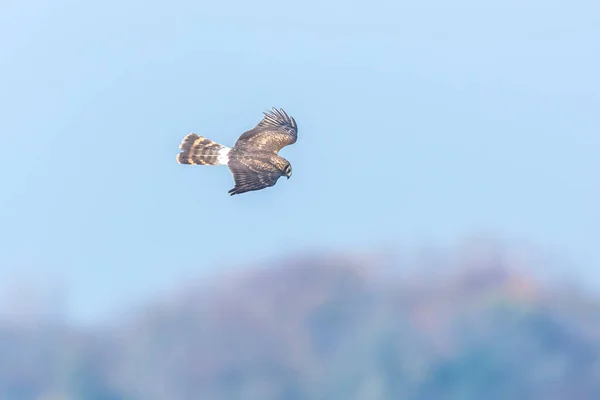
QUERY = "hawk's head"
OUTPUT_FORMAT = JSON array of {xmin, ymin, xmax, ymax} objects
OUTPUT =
[{"xmin": 283, "ymin": 163, "xmax": 292, "ymax": 179}]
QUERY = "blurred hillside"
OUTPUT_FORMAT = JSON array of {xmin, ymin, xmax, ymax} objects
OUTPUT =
[{"xmin": 1, "ymin": 242, "xmax": 600, "ymax": 400}]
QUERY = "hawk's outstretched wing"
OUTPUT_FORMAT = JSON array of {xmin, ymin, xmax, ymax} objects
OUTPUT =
[
  {"xmin": 233, "ymin": 108, "xmax": 298, "ymax": 154},
  {"xmin": 227, "ymin": 156, "xmax": 284, "ymax": 196}
]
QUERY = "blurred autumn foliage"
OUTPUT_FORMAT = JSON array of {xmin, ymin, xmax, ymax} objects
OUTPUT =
[{"xmin": 2, "ymin": 240, "xmax": 600, "ymax": 400}]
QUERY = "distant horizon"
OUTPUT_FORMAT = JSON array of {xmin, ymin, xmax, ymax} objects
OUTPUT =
[
  {"xmin": 0, "ymin": 234, "xmax": 590, "ymax": 327},
  {"xmin": 2, "ymin": 234, "xmax": 600, "ymax": 399}
]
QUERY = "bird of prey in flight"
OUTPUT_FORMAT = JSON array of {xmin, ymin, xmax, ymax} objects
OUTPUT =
[{"xmin": 176, "ymin": 107, "xmax": 298, "ymax": 196}]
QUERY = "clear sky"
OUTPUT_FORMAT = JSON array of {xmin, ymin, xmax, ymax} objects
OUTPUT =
[{"xmin": 0, "ymin": 0, "xmax": 598, "ymax": 324}]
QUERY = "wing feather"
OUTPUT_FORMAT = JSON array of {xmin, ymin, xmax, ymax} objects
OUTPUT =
[
  {"xmin": 227, "ymin": 156, "xmax": 283, "ymax": 196},
  {"xmin": 233, "ymin": 108, "xmax": 298, "ymax": 154}
]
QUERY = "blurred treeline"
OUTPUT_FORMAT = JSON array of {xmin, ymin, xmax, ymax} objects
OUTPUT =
[{"xmin": 2, "ymin": 240, "xmax": 600, "ymax": 400}]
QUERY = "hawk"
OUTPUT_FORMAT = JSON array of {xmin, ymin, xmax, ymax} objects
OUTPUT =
[{"xmin": 176, "ymin": 107, "xmax": 298, "ymax": 196}]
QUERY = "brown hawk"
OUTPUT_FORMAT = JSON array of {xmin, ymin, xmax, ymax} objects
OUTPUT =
[{"xmin": 176, "ymin": 107, "xmax": 298, "ymax": 196}]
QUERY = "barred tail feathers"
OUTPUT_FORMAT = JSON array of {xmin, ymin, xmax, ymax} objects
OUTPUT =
[{"xmin": 176, "ymin": 134, "xmax": 231, "ymax": 165}]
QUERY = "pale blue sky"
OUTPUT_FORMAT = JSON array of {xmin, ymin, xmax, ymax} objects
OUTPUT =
[{"xmin": 0, "ymin": 0, "xmax": 598, "ymax": 324}]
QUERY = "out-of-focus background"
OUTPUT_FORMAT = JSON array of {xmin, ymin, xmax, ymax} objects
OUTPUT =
[{"xmin": 1, "ymin": 0, "xmax": 599, "ymax": 399}]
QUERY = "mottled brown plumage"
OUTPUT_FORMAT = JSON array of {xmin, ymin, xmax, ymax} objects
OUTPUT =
[
  {"xmin": 176, "ymin": 107, "xmax": 298, "ymax": 196},
  {"xmin": 233, "ymin": 108, "xmax": 298, "ymax": 153}
]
